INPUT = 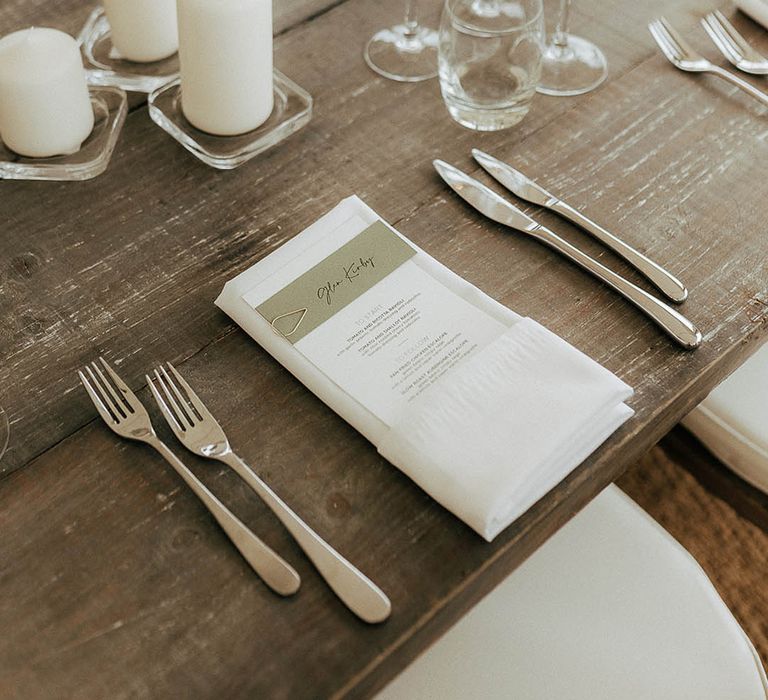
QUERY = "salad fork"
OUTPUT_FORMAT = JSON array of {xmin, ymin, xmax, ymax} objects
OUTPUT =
[
  {"xmin": 648, "ymin": 17, "xmax": 768, "ymax": 107},
  {"xmin": 147, "ymin": 363, "xmax": 392, "ymax": 624},
  {"xmin": 79, "ymin": 357, "xmax": 300, "ymax": 596},
  {"xmin": 701, "ymin": 10, "xmax": 768, "ymax": 75}
]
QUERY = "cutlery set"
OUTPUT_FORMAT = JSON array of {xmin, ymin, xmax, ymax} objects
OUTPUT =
[
  {"xmin": 434, "ymin": 154, "xmax": 702, "ymax": 350},
  {"xmin": 79, "ymin": 357, "xmax": 391, "ymax": 624},
  {"xmin": 435, "ymin": 11, "xmax": 768, "ymax": 350},
  {"xmin": 77, "ymin": 11, "xmax": 765, "ymax": 619},
  {"xmin": 649, "ymin": 12, "xmax": 768, "ymax": 106}
]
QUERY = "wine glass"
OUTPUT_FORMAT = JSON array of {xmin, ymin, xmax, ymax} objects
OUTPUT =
[
  {"xmin": 364, "ymin": 1, "xmax": 439, "ymax": 82},
  {"xmin": 537, "ymin": 0, "xmax": 607, "ymax": 96},
  {"xmin": 0, "ymin": 405, "xmax": 8, "ymax": 464}
]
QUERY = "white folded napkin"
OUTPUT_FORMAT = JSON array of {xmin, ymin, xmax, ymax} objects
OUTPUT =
[
  {"xmin": 216, "ymin": 196, "xmax": 633, "ymax": 541},
  {"xmin": 379, "ymin": 318, "xmax": 634, "ymax": 540},
  {"xmin": 737, "ymin": 0, "xmax": 768, "ymax": 29}
]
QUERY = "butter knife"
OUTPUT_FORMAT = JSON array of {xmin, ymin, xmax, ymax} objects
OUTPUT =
[
  {"xmin": 472, "ymin": 149, "xmax": 689, "ymax": 304},
  {"xmin": 433, "ymin": 159, "xmax": 702, "ymax": 350}
]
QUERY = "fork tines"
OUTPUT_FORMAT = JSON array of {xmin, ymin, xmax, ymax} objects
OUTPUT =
[
  {"xmin": 702, "ymin": 10, "xmax": 768, "ymax": 74},
  {"xmin": 78, "ymin": 357, "xmax": 136, "ymax": 425},
  {"xmin": 703, "ymin": 11, "xmax": 749, "ymax": 63},
  {"xmin": 648, "ymin": 17, "xmax": 691, "ymax": 64},
  {"xmin": 148, "ymin": 363, "xmax": 209, "ymax": 433}
]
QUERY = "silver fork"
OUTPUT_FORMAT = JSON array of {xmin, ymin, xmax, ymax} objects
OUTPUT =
[
  {"xmin": 79, "ymin": 357, "xmax": 300, "ymax": 596},
  {"xmin": 648, "ymin": 16, "xmax": 768, "ymax": 107},
  {"xmin": 147, "ymin": 363, "xmax": 392, "ymax": 624},
  {"xmin": 702, "ymin": 10, "xmax": 768, "ymax": 75}
]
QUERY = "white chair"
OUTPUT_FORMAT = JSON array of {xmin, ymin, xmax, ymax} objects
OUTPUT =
[
  {"xmin": 378, "ymin": 485, "xmax": 767, "ymax": 700},
  {"xmin": 683, "ymin": 341, "xmax": 768, "ymax": 494}
]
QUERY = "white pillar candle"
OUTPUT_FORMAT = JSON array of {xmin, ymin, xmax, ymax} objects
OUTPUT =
[
  {"xmin": 0, "ymin": 28, "xmax": 94, "ymax": 158},
  {"xmin": 177, "ymin": 0, "xmax": 273, "ymax": 136},
  {"xmin": 102, "ymin": 0, "xmax": 178, "ymax": 63}
]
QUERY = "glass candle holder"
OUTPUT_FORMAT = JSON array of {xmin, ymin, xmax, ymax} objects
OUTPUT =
[
  {"xmin": 148, "ymin": 70, "xmax": 312, "ymax": 170},
  {"xmin": 0, "ymin": 86, "xmax": 127, "ymax": 181},
  {"xmin": 79, "ymin": 7, "xmax": 180, "ymax": 93}
]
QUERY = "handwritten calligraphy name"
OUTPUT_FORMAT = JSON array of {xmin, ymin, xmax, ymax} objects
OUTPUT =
[{"xmin": 317, "ymin": 256, "xmax": 375, "ymax": 306}]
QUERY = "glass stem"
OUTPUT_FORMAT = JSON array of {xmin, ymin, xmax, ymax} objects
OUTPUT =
[
  {"xmin": 403, "ymin": 0, "xmax": 419, "ymax": 37},
  {"xmin": 553, "ymin": 0, "xmax": 571, "ymax": 48}
]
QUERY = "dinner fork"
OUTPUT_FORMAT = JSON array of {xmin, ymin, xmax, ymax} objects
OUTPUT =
[
  {"xmin": 146, "ymin": 363, "xmax": 392, "ymax": 624},
  {"xmin": 701, "ymin": 10, "xmax": 768, "ymax": 75},
  {"xmin": 648, "ymin": 17, "xmax": 768, "ymax": 107},
  {"xmin": 79, "ymin": 357, "xmax": 300, "ymax": 596}
]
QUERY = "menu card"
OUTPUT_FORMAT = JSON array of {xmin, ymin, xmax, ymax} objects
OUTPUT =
[{"xmin": 242, "ymin": 219, "xmax": 508, "ymax": 427}]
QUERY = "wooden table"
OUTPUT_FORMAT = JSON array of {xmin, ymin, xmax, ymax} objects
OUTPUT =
[{"xmin": 1, "ymin": 0, "xmax": 767, "ymax": 697}]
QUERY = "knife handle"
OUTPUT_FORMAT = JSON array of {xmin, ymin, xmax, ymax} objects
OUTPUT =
[
  {"xmin": 550, "ymin": 200, "xmax": 688, "ymax": 304},
  {"xmin": 529, "ymin": 224, "xmax": 702, "ymax": 349}
]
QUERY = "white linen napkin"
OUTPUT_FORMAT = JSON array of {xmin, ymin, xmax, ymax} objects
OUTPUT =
[
  {"xmin": 379, "ymin": 318, "xmax": 634, "ymax": 540},
  {"xmin": 215, "ymin": 196, "xmax": 633, "ymax": 541},
  {"xmin": 737, "ymin": 0, "xmax": 768, "ymax": 29}
]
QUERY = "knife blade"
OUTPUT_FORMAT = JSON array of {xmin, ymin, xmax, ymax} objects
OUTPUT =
[
  {"xmin": 471, "ymin": 149, "xmax": 689, "ymax": 304},
  {"xmin": 432, "ymin": 159, "xmax": 701, "ymax": 349},
  {"xmin": 433, "ymin": 159, "xmax": 540, "ymax": 233}
]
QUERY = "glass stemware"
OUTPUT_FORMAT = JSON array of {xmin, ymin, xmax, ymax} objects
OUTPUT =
[
  {"xmin": 537, "ymin": 0, "xmax": 607, "ymax": 96},
  {"xmin": 364, "ymin": 1, "xmax": 439, "ymax": 82}
]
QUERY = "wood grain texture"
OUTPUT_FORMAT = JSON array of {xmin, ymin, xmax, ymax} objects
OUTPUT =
[
  {"xmin": 1, "ymin": 0, "xmax": 767, "ymax": 697},
  {"xmin": 0, "ymin": 0, "xmax": 725, "ymax": 475}
]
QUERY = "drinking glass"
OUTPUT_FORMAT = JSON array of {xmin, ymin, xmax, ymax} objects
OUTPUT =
[
  {"xmin": 438, "ymin": 0, "xmax": 544, "ymax": 131},
  {"xmin": 537, "ymin": 0, "xmax": 607, "ymax": 96},
  {"xmin": 364, "ymin": 1, "xmax": 439, "ymax": 82}
]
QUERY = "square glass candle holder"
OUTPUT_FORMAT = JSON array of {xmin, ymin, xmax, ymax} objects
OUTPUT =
[
  {"xmin": 79, "ymin": 6, "xmax": 180, "ymax": 93},
  {"xmin": 148, "ymin": 70, "xmax": 312, "ymax": 170},
  {"xmin": 0, "ymin": 86, "xmax": 127, "ymax": 181}
]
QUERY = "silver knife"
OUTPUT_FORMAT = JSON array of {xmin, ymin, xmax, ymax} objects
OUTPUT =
[
  {"xmin": 471, "ymin": 149, "xmax": 689, "ymax": 304},
  {"xmin": 433, "ymin": 159, "xmax": 702, "ymax": 350}
]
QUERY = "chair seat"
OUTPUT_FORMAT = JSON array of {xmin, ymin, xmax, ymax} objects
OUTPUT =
[
  {"xmin": 378, "ymin": 485, "xmax": 767, "ymax": 700},
  {"xmin": 683, "ymin": 341, "xmax": 768, "ymax": 494}
]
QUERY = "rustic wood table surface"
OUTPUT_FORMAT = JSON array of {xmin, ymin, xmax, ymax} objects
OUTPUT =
[{"xmin": 1, "ymin": 0, "xmax": 767, "ymax": 697}]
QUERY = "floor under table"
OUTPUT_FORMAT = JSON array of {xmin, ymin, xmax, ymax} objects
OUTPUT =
[{"xmin": 620, "ymin": 425, "xmax": 768, "ymax": 669}]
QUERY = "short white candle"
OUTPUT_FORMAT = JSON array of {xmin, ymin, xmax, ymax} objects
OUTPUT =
[
  {"xmin": 177, "ymin": 0, "xmax": 273, "ymax": 136},
  {"xmin": 0, "ymin": 28, "xmax": 94, "ymax": 158},
  {"xmin": 102, "ymin": 0, "xmax": 178, "ymax": 63}
]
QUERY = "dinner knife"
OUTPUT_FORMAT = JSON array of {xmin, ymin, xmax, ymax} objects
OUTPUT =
[
  {"xmin": 471, "ymin": 149, "xmax": 689, "ymax": 304},
  {"xmin": 433, "ymin": 159, "xmax": 702, "ymax": 350}
]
